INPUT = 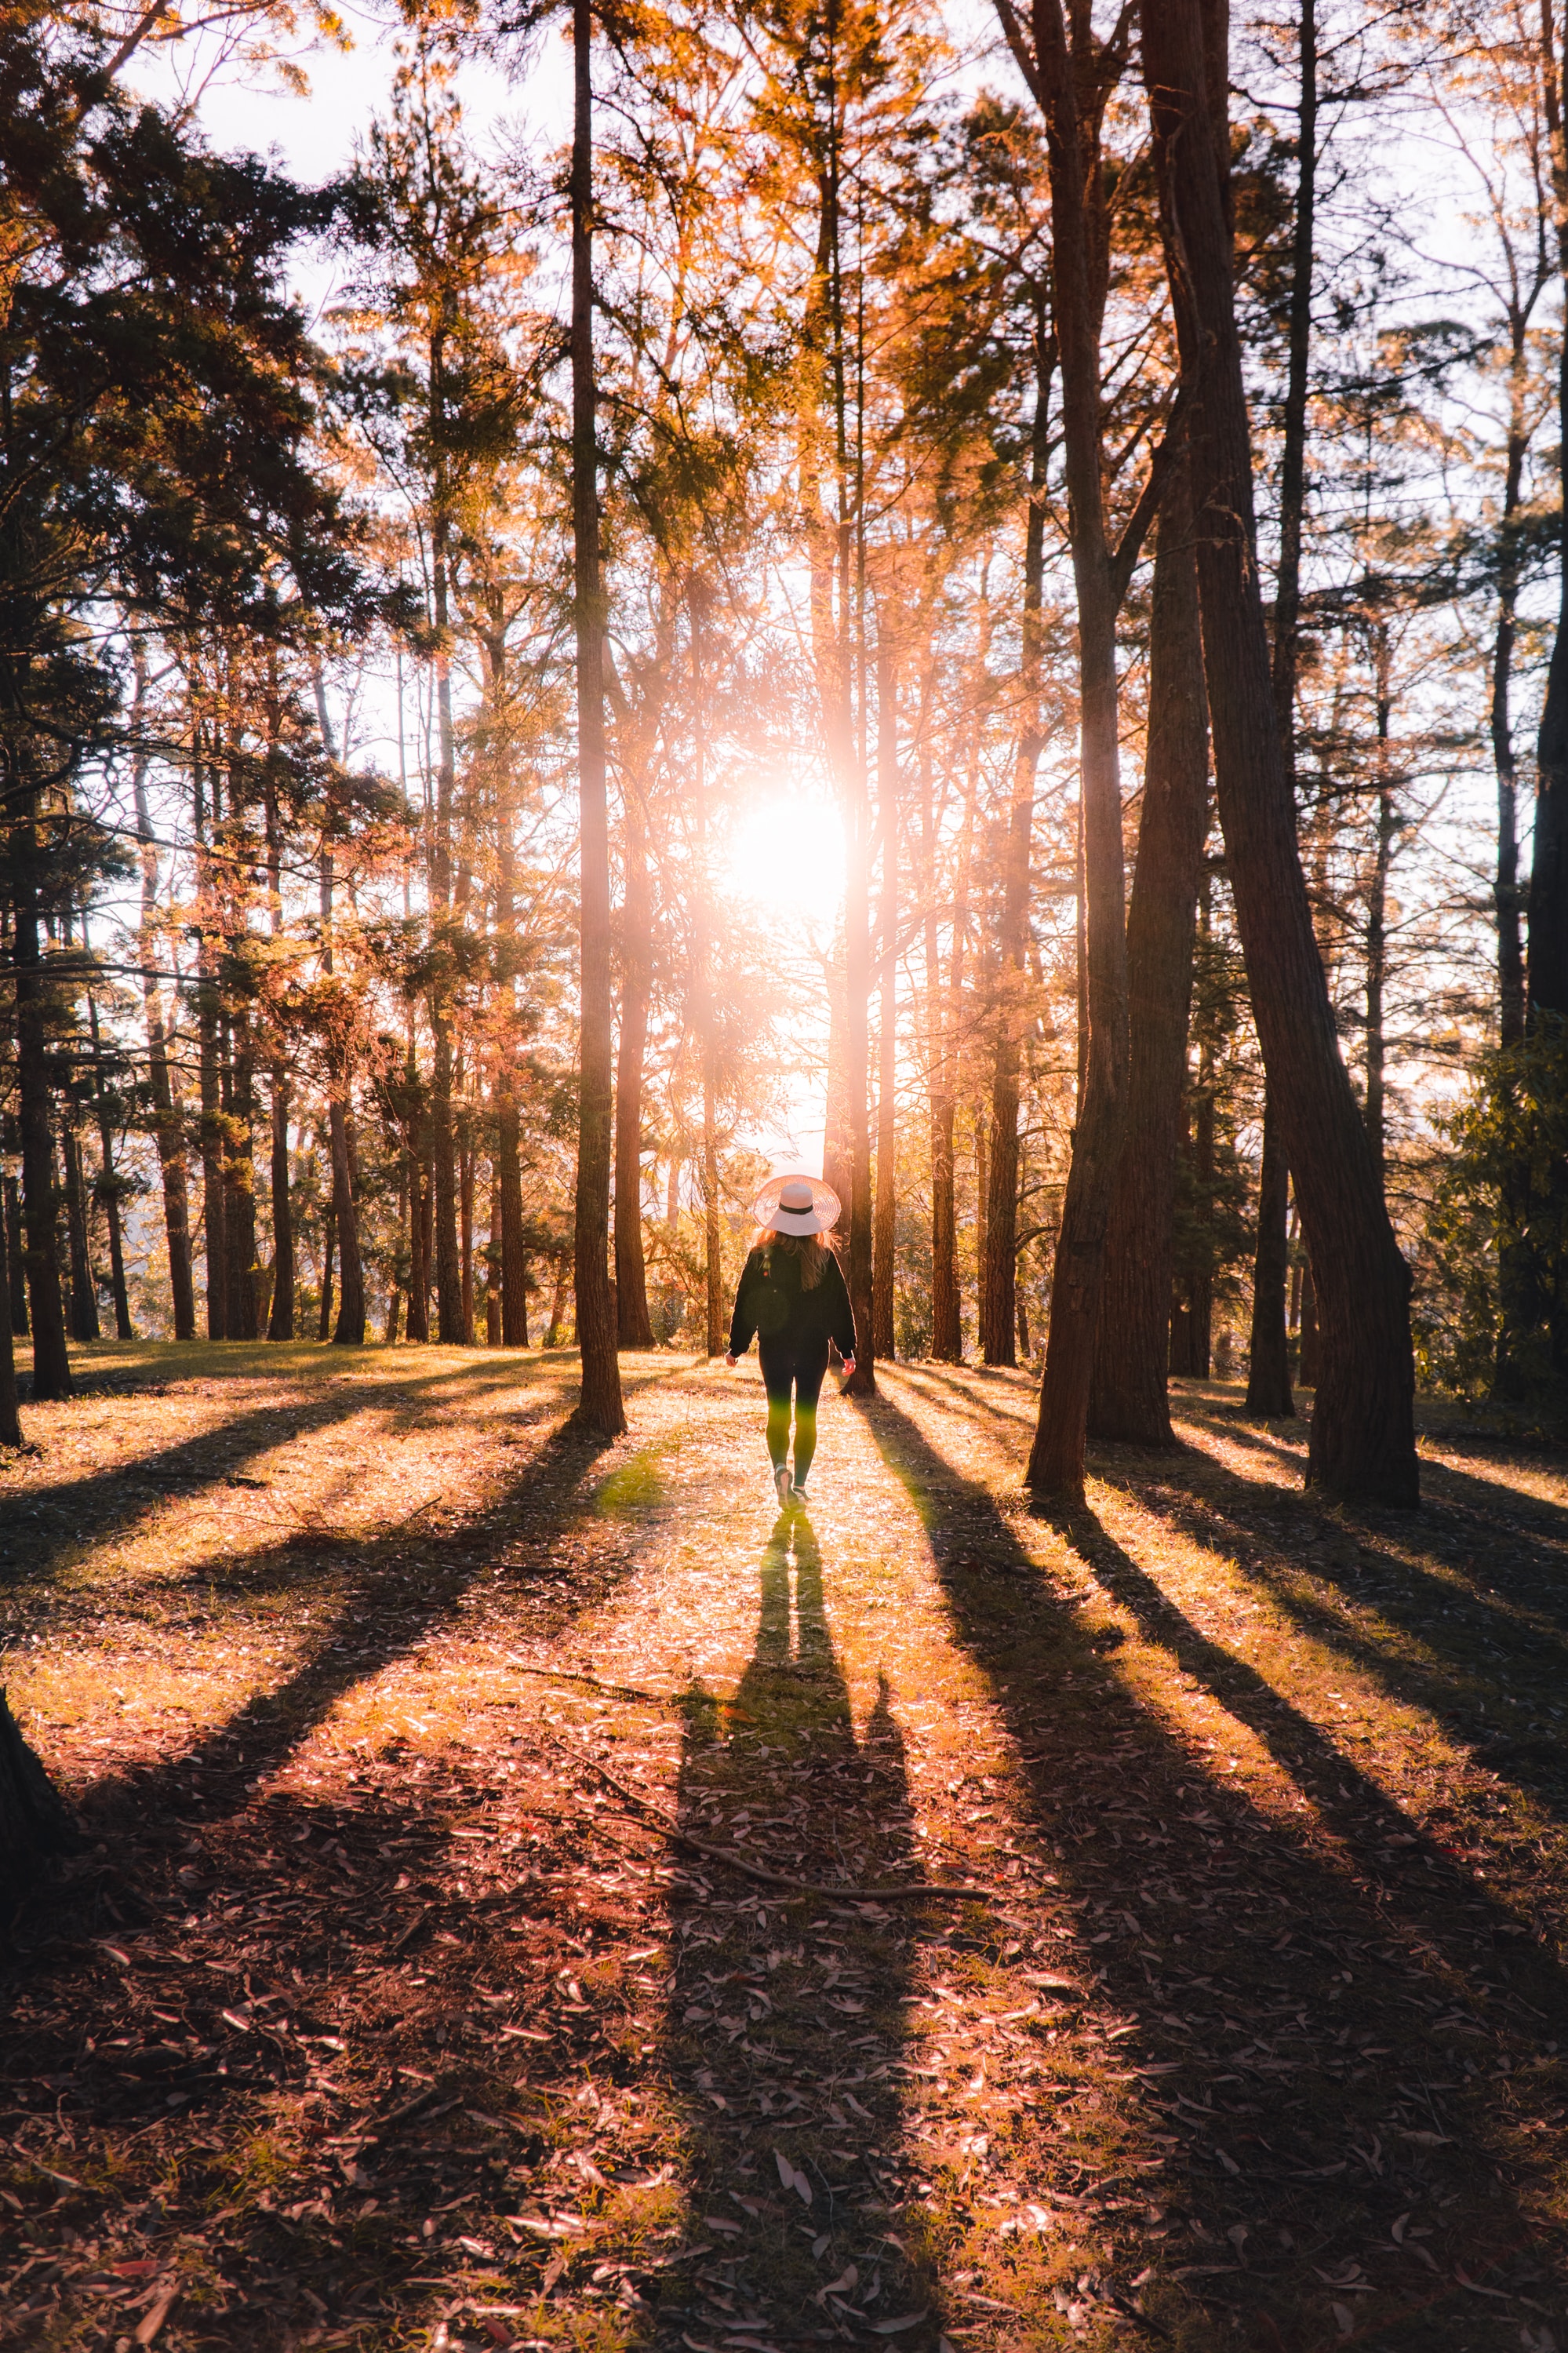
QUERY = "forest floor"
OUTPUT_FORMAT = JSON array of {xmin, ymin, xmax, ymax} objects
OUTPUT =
[{"xmin": 1, "ymin": 1342, "xmax": 1566, "ymax": 2353}]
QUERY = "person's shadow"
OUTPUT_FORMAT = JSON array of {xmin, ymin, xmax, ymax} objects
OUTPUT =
[{"xmin": 639, "ymin": 1507, "xmax": 945, "ymax": 2343}]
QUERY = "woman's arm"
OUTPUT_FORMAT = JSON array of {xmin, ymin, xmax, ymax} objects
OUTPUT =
[
  {"xmin": 825, "ymin": 1250, "xmax": 858, "ymax": 1360},
  {"xmin": 728, "ymin": 1252, "xmax": 761, "ymax": 1358}
]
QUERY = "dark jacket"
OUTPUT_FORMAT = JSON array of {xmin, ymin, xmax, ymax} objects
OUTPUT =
[{"xmin": 729, "ymin": 1240, "xmax": 857, "ymax": 1360}]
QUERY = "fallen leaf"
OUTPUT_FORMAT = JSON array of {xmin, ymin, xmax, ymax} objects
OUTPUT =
[
  {"xmin": 869, "ymin": 2315, "xmax": 928, "ymax": 2337},
  {"xmin": 134, "ymin": 2286, "xmax": 177, "ymax": 2346}
]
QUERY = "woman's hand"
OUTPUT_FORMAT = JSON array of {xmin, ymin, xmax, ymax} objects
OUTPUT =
[
  {"xmin": 725, "ymin": 1352, "xmax": 737, "ymax": 1368},
  {"xmin": 841, "ymin": 1355, "xmax": 856, "ymax": 1378}
]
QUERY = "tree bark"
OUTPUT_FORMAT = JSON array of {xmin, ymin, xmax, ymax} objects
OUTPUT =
[
  {"xmin": 570, "ymin": 0, "xmax": 626, "ymax": 1434},
  {"xmin": 1245, "ymin": 0, "xmax": 1316, "ymax": 1420},
  {"xmin": 485, "ymin": 1159, "xmax": 502, "ymax": 1343},
  {"xmin": 703, "ymin": 1068, "xmax": 723, "ymax": 1357},
  {"xmin": 5, "ymin": 1176, "xmax": 26, "ymax": 1338},
  {"xmin": 1014, "ymin": 0, "xmax": 1132, "ymax": 1499},
  {"xmin": 1365, "ymin": 781, "xmax": 1395, "ymax": 1178},
  {"xmin": 872, "ymin": 636, "xmax": 899, "ymax": 1364},
  {"xmin": 86, "ymin": 986, "xmax": 133, "ymax": 1341},
  {"xmin": 318, "ymin": 1195, "xmax": 336, "ymax": 1342},
  {"xmin": 329, "ymin": 1099, "xmax": 365, "ymax": 1345},
  {"xmin": 267, "ymin": 1076, "xmax": 294, "ymax": 1339},
  {"xmin": 10, "ymin": 821, "xmax": 71, "ymax": 1397},
  {"xmin": 1530, "ymin": 0, "xmax": 1568, "ymax": 1023},
  {"xmin": 133, "ymin": 744, "xmax": 195, "ymax": 1340},
  {"xmin": 1299, "ymin": 1250, "xmax": 1320, "ymax": 1387},
  {"xmin": 195, "ymin": 947, "xmax": 227, "ymax": 1339},
  {"xmin": 0, "ymin": 1164, "xmax": 22, "ymax": 1444},
  {"xmin": 460, "ymin": 1127, "xmax": 475, "ymax": 1343},
  {"xmin": 62, "ymin": 1109, "xmax": 99, "ymax": 1342},
  {"xmin": 1090, "ymin": 461, "xmax": 1210, "ymax": 1444},
  {"xmin": 315, "ymin": 840, "xmax": 364, "ymax": 1350},
  {"xmin": 0, "ymin": 1688, "xmax": 79, "ymax": 1903},
  {"xmin": 224, "ymin": 1007, "xmax": 259, "ymax": 1341},
  {"xmin": 615, "ymin": 778, "xmax": 656, "ymax": 1347},
  {"xmin": 1143, "ymin": 0, "xmax": 1417, "ymax": 1505},
  {"xmin": 1246, "ymin": 1085, "xmax": 1293, "ymax": 1412},
  {"xmin": 923, "ymin": 734, "xmax": 961, "ymax": 1362},
  {"xmin": 984, "ymin": 312, "xmax": 1052, "ymax": 1368}
]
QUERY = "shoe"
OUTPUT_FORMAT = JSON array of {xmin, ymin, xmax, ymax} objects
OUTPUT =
[
  {"xmin": 774, "ymin": 1464, "xmax": 792, "ymax": 1509},
  {"xmin": 790, "ymin": 1480, "xmax": 809, "ymax": 1506}
]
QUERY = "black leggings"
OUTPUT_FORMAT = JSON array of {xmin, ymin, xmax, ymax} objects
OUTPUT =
[{"xmin": 758, "ymin": 1336, "xmax": 830, "ymax": 1483}]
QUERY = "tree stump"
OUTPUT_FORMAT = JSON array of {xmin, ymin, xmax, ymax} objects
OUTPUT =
[{"xmin": 0, "ymin": 1688, "xmax": 80, "ymax": 1905}]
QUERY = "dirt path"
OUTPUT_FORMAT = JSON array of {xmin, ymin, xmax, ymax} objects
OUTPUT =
[{"xmin": 2, "ymin": 1345, "xmax": 1566, "ymax": 2351}]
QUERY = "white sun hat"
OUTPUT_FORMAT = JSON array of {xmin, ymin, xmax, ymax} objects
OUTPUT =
[{"xmin": 753, "ymin": 1170, "xmax": 841, "ymax": 1237}]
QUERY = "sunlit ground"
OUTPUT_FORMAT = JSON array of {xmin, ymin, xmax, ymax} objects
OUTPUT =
[{"xmin": 2, "ymin": 1344, "xmax": 1565, "ymax": 2350}]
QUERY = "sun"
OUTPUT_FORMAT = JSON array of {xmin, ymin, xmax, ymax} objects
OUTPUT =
[{"xmin": 720, "ymin": 774, "xmax": 846, "ymax": 932}]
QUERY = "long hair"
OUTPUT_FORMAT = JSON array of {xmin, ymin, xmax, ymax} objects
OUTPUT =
[{"xmin": 751, "ymin": 1228, "xmax": 829, "ymax": 1289}]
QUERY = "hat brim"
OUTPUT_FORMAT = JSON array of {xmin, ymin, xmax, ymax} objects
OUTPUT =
[{"xmin": 753, "ymin": 1171, "xmax": 841, "ymax": 1235}]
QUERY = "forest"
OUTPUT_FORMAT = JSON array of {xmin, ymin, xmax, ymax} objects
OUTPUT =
[
  {"xmin": 3, "ymin": 2, "xmax": 1568, "ymax": 2351},
  {"xmin": 7, "ymin": 0, "xmax": 1568, "ymax": 1487}
]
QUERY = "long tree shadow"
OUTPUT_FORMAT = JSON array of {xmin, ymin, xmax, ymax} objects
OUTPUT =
[
  {"xmin": 1103, "ymin": 1418, "xmax": 1568, "ymax": 1823},
  {"xmin": 0, "ymin": 1353, "xmax": 589, "ymax": 1597},
  {"xmin": 0, "ymin": 1368, "xmax": 707, "ymax": 2348},
  {"xmin": 5, "ymin": 1393, "xmax": 668, "ymax": 1976},
  {"xmin": 862, "ymin": 1385, "xmax": 1568, "ymax": 2351},
  {"xmin": 638, "ymin": 1506, "xmax": 946, "ymax": 2348}
]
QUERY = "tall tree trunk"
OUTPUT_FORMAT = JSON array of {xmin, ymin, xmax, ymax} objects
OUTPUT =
[
  {"xmin": 224, "ymin": 1008, "xmax": 259, "ymax": 1340},
  {"xmin": 318, "ymin": 1195, "xmax": 336, "ymax": 1342},
  {"xmin": 974, "ymin": 1102, "xmax": 989, "ymax": 1345},
  {"xmin": 615, "ymin": 778, "xmax": 655, "ymax": 1346},
  {"xmin": 330, "ymin": 1099, "xmax": 365, "ymax": 1345},
  {"xmin": 267, "ymin": 1080, "xmax": 294, "ymax": 1339},
  {"xmin": 11, "ymin": 824, "xmax": 71, "ymax": 1395},
  {"xmin": 63, "ymin": 1113, "xmax": 99, "ymax": 1342},
  {"xmin": 261, "ymin": 759, "xmax": 293, "ymax": 1342},
  {"xmin": 0, "ymin": 1173, "xmax": 21, "ymax": 1444},
  {"xmin": 1530, "ymin": 0, "xmax": 1568, "ymax": 1025},
  {"xmin": 1365, "ymin": 633, "xmax": 1396, "ymax": 1180},
  {"xmin": 1190, "ymin": 1062, "xmax": 1214, "ymax": 1375},
  {"xmin": 1247, "ymin": 0, "xmax": 1318, "ymax": 1419},
  {"xmin": 497, "ymin": 1094, "xmax": 527, "ymax": 1346},
  {"xmin": 923, "ymin": 737, "xmax": 961, "ymax": 1362},
  {"xmin": 387, "ymin": 1157, "xmax": 406, "ymax": 1345},
  {"xmin": 431, "ymin": 1013, "xmax": 463, "ymax": 1339},
  {"xmin": 405, "ymin": 1026, "xmax": 429, "ymax": 1344},
  {"xmin": 569, "ymin": 0, "xmax": 626, "ymax": 1434},
  {"xmin": 1246, "ymin": 1087, "xmax": 1293, "ymax": 1412},
  {"xmin": 460, "ymin": 1127, "xmax": 475, "ymax": 1342},
  {"xmin": 1144, "ymin": 0, "xmax": 1417, "ymax": 1506},
  {"xmin": 872, "ymin": 637, "xmax": 899, "ymax": 1364},
  {"xmin": 1090, "ymin": 461, "xmax": 1210, "ymax": 1444},
  {"xmin": 486, "ymin": 1160, "xmax": 502, "ymax": 1343},
  {"xmin": 5, "ymin": 1176, "xmax": 27, "ymax": 1338},
  {"xmin": 546, "ymin": 1251, "xmax": 569, "ymax": 1349},
  {"xmin": 132, "ymin": 738, "xmax": 195, "ymax": 1341},
  {"xmin": 196, "ymin": 954, "xmax": 227, "ymax": 1339},
  {"xmin": 987, "ymin": 0, "xmax": 1161, "ymax": 1497},
  {"xmin": 704, "ymin": 1069, "xmax": 723, "ymax": 1357},
  {"xmin": 493, "ymin": 792, "xmax": 530, "ymax": 1348},
  {"xmin": 1493, "ymin": 328, "xmax": 1531, "ymax": 1051},
  {"xmin": 1299, "ymin": 1251, "xmax": 1319, "ymax": 1387},
  {"xmin": 984, "ymin": 314, "xmax": 1052, "ymax": 1368},
  {"xmin": 82, "ymin": 952, "xmax": 133, "ymax": 1341},
  {"xmin": 420, "ymin": 433, "xmax": 464, "ymax": 1343}
]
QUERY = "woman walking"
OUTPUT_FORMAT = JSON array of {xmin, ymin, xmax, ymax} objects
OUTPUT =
[{"xmin": 726, "ymin": 1174, "xmax": 858, "ymax": 1510}]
